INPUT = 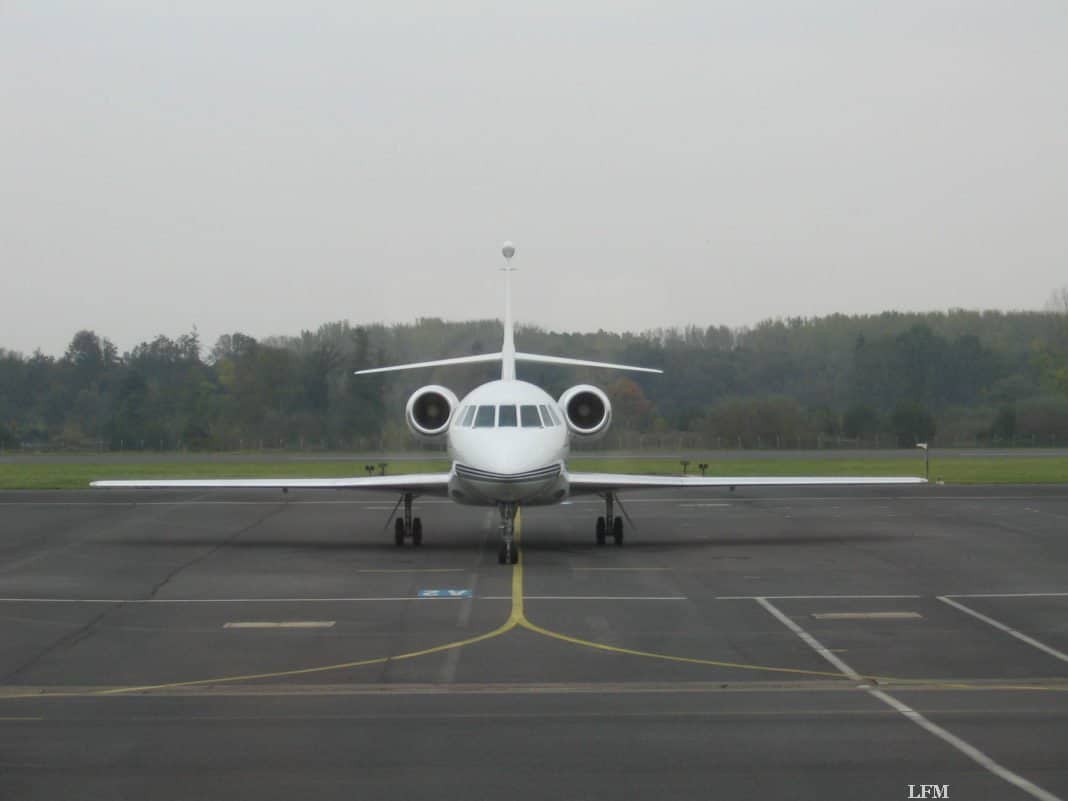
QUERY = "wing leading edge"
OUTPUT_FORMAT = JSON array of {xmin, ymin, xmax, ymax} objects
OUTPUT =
[
  {"xmin": 90, "ymin": 473, "xmax": 452, "ymax": 494},
  {"xmin": 567, "ymin": 472, "xmax": 927, "ymax": 493}
]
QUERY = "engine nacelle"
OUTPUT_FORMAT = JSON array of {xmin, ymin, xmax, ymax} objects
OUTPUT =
[
  {"xmin": 558, "ymin": 384, "xmax": 612, "ymax": 439},
  {"xmin": 405, "ymin": 385, "xmax": 460, "ymax": 442}
]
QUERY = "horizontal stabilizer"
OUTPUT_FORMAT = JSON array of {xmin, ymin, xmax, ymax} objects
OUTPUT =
[
  {"xmin": 515, "ymin": 352, "xmax": 662, "ymax": 374},
  {"xmin": 354, "ymin": 353, "xmax": 503, "ymax": 376},
  {"xmin": 355, "ymin": 351, "xmax": 662, "ymax": 376}
]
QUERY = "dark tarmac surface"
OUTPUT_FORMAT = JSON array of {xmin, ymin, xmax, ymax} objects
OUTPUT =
[{"xmin": 1, "ymin": 486, "xmax": 1067, "ymax": 800}]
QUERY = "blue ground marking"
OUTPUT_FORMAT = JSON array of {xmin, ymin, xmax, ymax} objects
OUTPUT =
[{"xmin": 418, "ymin": 589, "xmax": 473, "ymax": 598}]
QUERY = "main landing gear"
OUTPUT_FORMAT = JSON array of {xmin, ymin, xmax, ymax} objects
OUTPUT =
[
  {"xmin": 497, "ymin": 502, "xmax": 519, "ymax": 565},
  {"xmin": 393, "ymin": 492, "xmax": 423, "ymax": 547},
  {"xmin": 595, "ymin": 492, "xmax": 624, "ymax": 547}
]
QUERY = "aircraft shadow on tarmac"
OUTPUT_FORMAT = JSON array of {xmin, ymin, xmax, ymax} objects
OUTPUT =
[{"xmin": 97, "ymin": 531, "xmax": 901, "ymax": 552}]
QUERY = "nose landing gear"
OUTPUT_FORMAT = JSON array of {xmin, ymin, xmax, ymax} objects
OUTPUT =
[
  {"xmin": 497, "ymin": 502, "xmax": 519, "ymax": 565},
  {"xmin": 393, "ymin": 492, "xmax": 423, "ymax": 547},
  {"xmin": 596, "ymin": 492, "xmax": 624, "ymax": 546}
]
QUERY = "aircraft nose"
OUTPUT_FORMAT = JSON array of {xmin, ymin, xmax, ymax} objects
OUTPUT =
[
  {"xmin": 475, "ymin": 439, "xmax": 555, "ymax": 475},
  {"xmin": 479, "ymin": 451, "xmax": 546, "ymax": 475}
]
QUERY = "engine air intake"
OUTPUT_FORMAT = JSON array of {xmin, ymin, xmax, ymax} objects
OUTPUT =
[
  {"xmin": 558, "ymin": 384, "xmax": 612, "ymax": 439},
  {"xmin": 405, "ymin": 385, "xmax": 459, "ymax": 441}
]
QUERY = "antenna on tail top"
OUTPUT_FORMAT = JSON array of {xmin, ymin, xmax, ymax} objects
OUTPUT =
[{"xmin": 500, "ymin": 241, "xmax": 517, "ymax": 381}]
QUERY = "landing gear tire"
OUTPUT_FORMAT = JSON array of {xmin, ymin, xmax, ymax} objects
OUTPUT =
[
  {"xmin": 612, "ymin": 516, "xmax": 624, "ymax": 546},
  {"xmin": 496, "ymin": 502, "xmax": 519, "ymax": 566},
  {"xmin": 412, "ymin": 518, "xmax": 423, "ymax": 547},
  {"xmin": 394, "ymin": 518, "xmax": 405, "ymax": 547},
  {"xmin": 497, "ymin": 543, "xmax": 519, "ymax": 565},
  {"xmin": 498, "ymin": 542, "xmax": 516, "ymax": 565},
  {"xmin": 595, "ymin": 516, "xmax": 606, "ymax": 546}
]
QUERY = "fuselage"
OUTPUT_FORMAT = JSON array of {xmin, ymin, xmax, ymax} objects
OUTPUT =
[{"xmin": 446, "ymin": 379, "xmax": 571, "ymax": 506}]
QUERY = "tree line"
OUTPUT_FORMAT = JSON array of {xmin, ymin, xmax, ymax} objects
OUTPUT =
[{"xmin": 2, "ymin": 306, "xmax": 1068, "ymax": 451}]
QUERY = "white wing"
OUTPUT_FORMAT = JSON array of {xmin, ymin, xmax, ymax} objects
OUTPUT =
[
  {"xmin": 568, "ymin": 473, "xmax": 926, "ymax": 493},
  {"xmin": 91, "ymin": 473, "xmax": 451, "ymax": 494}
]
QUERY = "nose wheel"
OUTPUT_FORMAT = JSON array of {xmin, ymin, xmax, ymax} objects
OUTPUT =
[
  {"xmin": 497, "ymin": 502, "xmax": 519, "ymax": 564},
  {"xmin": 393, "ymin": 493, "xmax": 423, "ymax": 547},
  {"xmin": 595, "ymin": 493, "xmax": 624, "ymax": 546}
]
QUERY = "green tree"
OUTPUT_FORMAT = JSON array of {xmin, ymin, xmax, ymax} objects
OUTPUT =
[
  {"xmin": 989, "ymin": 406, "xmax": 1016, "ymax": 440},
  {"xmin": 607, "ymin": 377, "xmax": 655, "ymax": 433},
  {"xmin": 891, "ymin": 402, "xmax": 936, "ymax": 446},
  {"xmin": 842, "ymin": 403, "xmax": 880, "ymax": 438}
]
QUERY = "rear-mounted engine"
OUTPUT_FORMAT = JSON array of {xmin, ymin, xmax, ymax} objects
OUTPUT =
[
  {"xmin": 405, "ymin": 385, "xmax": 460, "ymax": 441},
  {"xmin": 558, "ymin": 384, "xmax": 612, "ymax": 439}
]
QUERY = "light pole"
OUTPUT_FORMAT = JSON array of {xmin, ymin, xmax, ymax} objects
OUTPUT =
[{"xmin": 916, "ymin": 442, "xmax": 929, "ymax": 480}]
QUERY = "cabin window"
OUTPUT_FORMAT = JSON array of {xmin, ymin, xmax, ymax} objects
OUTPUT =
[
  {"xmin": 498, "ymin": 404, "xmax": 518, "ymax": 427},
  {"xmin": 474, "ymin": 405, "xmax": 496, "ymax": 428},
  {"xmin": 459, "ymin": 406, "xmax": 476, "ymax": 427},
  {"xmin": 520, "ymin": 405, "xmax": 542, "ymax": 427},
  {"xmin": 537, "ymin": 405, "xmax": 554, "ymax": 427}
]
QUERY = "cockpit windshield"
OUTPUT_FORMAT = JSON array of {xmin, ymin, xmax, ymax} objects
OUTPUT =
[
  {"xmin": 498, "ymin": 405, "xmax": 518, "ymax": 427},
  {"xmin": 458, "ymin": 403, "xmax": 559, "ymax": 428},
  {"xmin": 520, "ymin": 405, "xmax": 542, "ymax": 427}
]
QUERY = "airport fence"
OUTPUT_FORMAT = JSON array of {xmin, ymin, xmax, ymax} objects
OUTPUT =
[{"xmin": 4, "ymin": 432, "xmax": 1068, "ymax": 455}]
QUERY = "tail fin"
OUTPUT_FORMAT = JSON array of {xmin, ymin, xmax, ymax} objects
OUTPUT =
[
  {"xmin": 354, "ymin": 242, "xmax": 663, "ymax": 378},
  {"xmin": 501, "ymin": 246, "xmax": 517, "ymax": 381}
]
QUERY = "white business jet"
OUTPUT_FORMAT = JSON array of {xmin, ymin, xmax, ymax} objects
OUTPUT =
[{"xmin": 93, "ymin": 242, "xmax": 925, "ymax": 564}]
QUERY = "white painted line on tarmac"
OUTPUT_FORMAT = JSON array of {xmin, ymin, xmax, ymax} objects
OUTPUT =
[
  {"xmin": 482, "ymin": 595, "xmax": 687, "ymax": 601},
  {"xmin": 868, "ymin": 688, "xmax": 1065, "ymax": 801},
  {"xmin": 0, "ymin": 594, "xmax": 686, "ymax": 604},
  {"xmin": 223, "ymin": 621, "xmax": 335, "ymax": 629},
  {"xmin": 718, "ymin": 594, "xmax": 921, "ymax": 600},
  {"xmin": 570, "ymin": 567, "xmax": 672, "ymax": 572},
  {"xmin": 757, "ymin": 597, "xmax": 1065, "ymax": 801},
  {"xmin": 811, "ymin": 619, "xmax": 922, "ymax": 623},
  {"xmin": 357, "ymin": 569, "xmax": 466, "ymax": 574},
  {"xmin": 756, "ymin": 598, "xmax": 861, "ymax": 680},
  {"xmin": 938, "ymin": 596, "xmax": 1068, "ymax": 664},
  {"xmin": 945, "ymin": 592, "xmax": 1068, "ymax": 599},
  {"xmin": 0, "ymin": 596, "xmax": 497, "ymax": 604}
]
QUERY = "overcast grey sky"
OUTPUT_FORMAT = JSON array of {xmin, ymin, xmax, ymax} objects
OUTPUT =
[{"xmin": 3, "ymin": 1, "xmax": 1066, "ymax": 356}]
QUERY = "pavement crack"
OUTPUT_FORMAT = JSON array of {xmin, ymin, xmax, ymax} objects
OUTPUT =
[
  {"xmin": 141, "ymin": 503, "xmax": 289, "ymax": 602},
  {"xmin": 0, "ymin": 502, "xmax": 290, "ymax": 684}
]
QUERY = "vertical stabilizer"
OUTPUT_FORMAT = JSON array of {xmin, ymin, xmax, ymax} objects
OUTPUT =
[
  {"xmin": 500, "ymin": 241, "xmax": 517, "ymax": 381},
  {"xmin": 353, "ymin": 241, "xmax": 663, "ymax": 379}
]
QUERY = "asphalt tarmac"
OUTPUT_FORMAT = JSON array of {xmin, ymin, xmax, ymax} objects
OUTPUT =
[{"xmin": 1, "ymin": 485, "xmax": 1066, "ymax": 801}]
